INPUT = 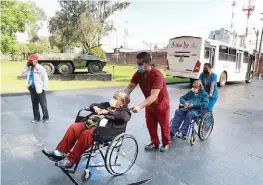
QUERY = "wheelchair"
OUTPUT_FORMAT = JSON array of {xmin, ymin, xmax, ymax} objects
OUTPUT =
[
  {"xmin": 170, "ymin": 106, "xmax": 214, "ymax": 145},
  {"xmin": 54, "ymin": 107, "xmax": 139, "ymax": 185}
]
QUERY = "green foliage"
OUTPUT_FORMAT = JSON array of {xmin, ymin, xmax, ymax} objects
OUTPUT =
[
  {"xmin": 48, "ymin": 1, "xmax": 130, "ymax": 51},
  {"xmin": 26, "ymin": 1, "xmax": 46, "ymax": 43},
  {"xmin": 51, "ymin": 46, "xmax": 60, "ymax": 53},
  {"xmin": 1, "ymin": 1, "xmax": 30, "ymax": 53},
  {"xmin": 89, "ymin": 43, "xmax": 107, "ymax": 60},
  {"xmin": 0, "ymin": 0, "xmax": 46, "ymax": 54}
]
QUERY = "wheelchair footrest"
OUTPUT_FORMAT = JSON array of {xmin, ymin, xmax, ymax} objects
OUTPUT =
[
  {"xmin": 90, "ymin": 163, "xmax": 105, "ymax": 168},
  {"xmin": 89, "ymin": 163, "xmax": 121, "ymax": 168},
  {"xmin": 64, "ymin": 168, "xmax": 75, "ymax": 174}
]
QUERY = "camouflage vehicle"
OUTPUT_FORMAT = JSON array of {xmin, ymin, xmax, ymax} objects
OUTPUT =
[{"xmin": 38, "ymin": 48, "xmax": 106, "ymax": 76}]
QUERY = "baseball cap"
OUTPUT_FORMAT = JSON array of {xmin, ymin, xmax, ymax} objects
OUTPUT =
[{"xmin": 28, "ymin": 54, "xmax": 39, "ymax": 61}]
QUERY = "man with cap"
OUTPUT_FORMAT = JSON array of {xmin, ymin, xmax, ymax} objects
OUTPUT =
[{"xmin": 21, "ymin": 54, "xmax": 49, "ymax": 123}]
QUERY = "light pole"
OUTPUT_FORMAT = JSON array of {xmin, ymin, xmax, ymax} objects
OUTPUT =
[
  {"xmin": 253, "ymin": 28, "xmax": 259, "ymax": 52},
  {"xmin": 142, "ymin": 41, "xmax": 152, "ymax": 57},
  {"xmin": 256, "ymin": 13, "xmax": 263, "ymax": 78}
]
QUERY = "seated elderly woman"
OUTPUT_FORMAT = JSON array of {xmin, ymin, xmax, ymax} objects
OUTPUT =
[
  {"xmin": 170, "ymin": 80, "xmax": 209, "ymax": 140},
  {"xmin": 42, "ymin": 91, "xmax": 131, "ymax": 169}
]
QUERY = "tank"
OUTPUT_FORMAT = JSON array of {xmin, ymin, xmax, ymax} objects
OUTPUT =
[{"xmin": 37, "ymin": 47, "xmax": 106, "ymax": 76}]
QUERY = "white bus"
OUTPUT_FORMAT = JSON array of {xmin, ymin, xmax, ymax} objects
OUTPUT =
[{"xmin": 166, "ymin": 36, "xmax": 254, "ymax": 86}]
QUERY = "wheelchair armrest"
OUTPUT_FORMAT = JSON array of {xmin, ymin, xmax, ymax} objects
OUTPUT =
[
  {"xmin": 104, "ymin": 115, "xmax": 115, "ymax": 120},
  {"xmin": 76, "ymin": 107, "xmax": 93, "ymax": 120}
]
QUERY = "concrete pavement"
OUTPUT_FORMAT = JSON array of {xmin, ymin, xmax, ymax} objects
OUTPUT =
[{"xmin": 1, "ymin": 81, "xmax": 263, "ymax": 185}]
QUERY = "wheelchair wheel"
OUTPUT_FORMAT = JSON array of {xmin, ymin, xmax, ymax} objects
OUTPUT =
[
  {"xmin": 190, "ymin": 136, "xmax": 196, "ymax": 145},
  {"xmin": 198, "ymin": 112, "xmax": 214, "ymax": 141},
  {"xmin": 81, "ymin": 169, "xmax": 91, "ymax": 181},
  {"xmin": 105, "ymin": 133, "xmax": 138, "ymax": 176}
]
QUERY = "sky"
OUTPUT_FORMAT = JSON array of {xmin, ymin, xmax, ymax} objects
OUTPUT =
[{"xmin": 17, "ymin": 0, "xmax": 263, "ymax": 52}]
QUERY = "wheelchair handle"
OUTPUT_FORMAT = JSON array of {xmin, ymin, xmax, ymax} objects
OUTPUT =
[{"xmin": 83, "ymin": 107, "xmax": 91, "ymax": 111}]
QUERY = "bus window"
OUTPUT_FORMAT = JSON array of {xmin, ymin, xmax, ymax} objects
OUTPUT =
[
  {"xmin": 219, "ymin": 45, "xmax": 228, "ymax": 61},
  {"xmin": 229, "ymin": 48, "xmax": 237, "ymax": 62},
  {"xmin": 204, "ymin": 47, "xmax": 209, "ymax": 59},
  {"xmin": 243, "ymin": 52, "xmax": 249, "ymax": 63}
]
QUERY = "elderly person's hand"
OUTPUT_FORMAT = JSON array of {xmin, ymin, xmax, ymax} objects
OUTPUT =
[
  {"xmin": 93, "ymin": 106, "xmax": 101, "ymax": 114},
  {"xmin": 187, "ymin": 104, "xmax": 193, "ymax": 108},
  {"xmin": 99, "ymin": 109, "xmax": 109, "ymax": 115}
]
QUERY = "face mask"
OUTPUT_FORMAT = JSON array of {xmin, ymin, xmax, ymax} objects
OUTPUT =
[
  {"xmin": 191, "ymin": 88, "xmax": 199, "ymax": 94},
  {"xmin": 109, "ymin": 98, "xmax": 117, "ymax": 107},
  {"xmin": 28, "ymin": 61, "xmax": 33, "ymax": 67},
  {"xmin": 137, "ymin": 65, "xmax": 145, "ymax": 73},
  {"xmin": 203, "ymin": 70, "xmax": 209, "ymax": 74}
]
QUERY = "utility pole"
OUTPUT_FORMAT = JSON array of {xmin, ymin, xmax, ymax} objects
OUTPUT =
[
  {"xmin": 142, "ymin": 41, "xmax": 153, "ymax": 57},
  {"xmin": 256, "ymin": 13, "xmax": 263, "ymax": 79},
  {"xmin": 242, "ymin": 0, "xmax": 255, "ymax": 37},
  {"xmin": 257, "ymin": 27, "xmax": 263, "ymax": 78},
  {"xmin": 253, "ymin": 28, "xmax": 259, "ymax": 51}
]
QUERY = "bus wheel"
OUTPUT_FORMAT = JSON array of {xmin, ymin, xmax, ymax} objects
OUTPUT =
[
  {"xmin": 219, "ymin": 72, "xmax": 227, "ymax": 87},
  {"xmin": 245, "ymin": 73, "xmax": 253, "ymax": 83}
]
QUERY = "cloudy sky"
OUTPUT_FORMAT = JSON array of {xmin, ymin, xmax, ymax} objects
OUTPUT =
[{"xmin": 17, "ymin": 0, "xmax": 263, "ymax": 52}]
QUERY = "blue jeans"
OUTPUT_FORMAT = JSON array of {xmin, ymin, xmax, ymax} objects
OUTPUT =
[{"xmin": 170, "ymin": 109, "xmax": 196, "ymax": 136}]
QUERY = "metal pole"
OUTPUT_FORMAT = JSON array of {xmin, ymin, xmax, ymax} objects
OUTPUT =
[
  {"xmin": 142, "ymin": 41, "xmax": 152, "ymax": 57},
  {"xmin": 255, "ymin": 30, "xmax": 259, "ymax": 51},
  {"xmin": 257, "ymin": 26, "xmax": 263, "ymax": 78}
]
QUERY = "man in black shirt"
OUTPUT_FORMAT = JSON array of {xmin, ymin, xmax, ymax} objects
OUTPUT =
[{"xmin": 42, "ymin": 91, "xmax": 131, "ymax": 168}]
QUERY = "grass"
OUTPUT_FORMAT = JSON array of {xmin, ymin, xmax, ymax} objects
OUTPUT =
[{"xmin": 1, "ymin": 61, "xmax": 189, "ymax": 94}]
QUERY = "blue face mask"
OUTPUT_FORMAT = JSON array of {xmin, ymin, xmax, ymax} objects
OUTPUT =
[{"xmin": 137, "ymin": 65, "xmax": 145, "ymax": 73}]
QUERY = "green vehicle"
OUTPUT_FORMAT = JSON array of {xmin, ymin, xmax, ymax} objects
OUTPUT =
[{"xmin": 38, "ymin": 48, "xmax": 106, "ymax": 76}]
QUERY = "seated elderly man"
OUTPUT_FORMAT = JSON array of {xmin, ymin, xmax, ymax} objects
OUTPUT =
[
  {"xmin": 170, "ymin": 80, "xmax": 208, "ymax": 140},
  {"xmin": 42, "ymin": 91, "xmax": 131, "ymax": 169}
]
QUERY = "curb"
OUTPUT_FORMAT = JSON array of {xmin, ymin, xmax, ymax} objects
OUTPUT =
[{"xmin": 1, "ymin": 81, "xmax": 189, "ymax": 97}]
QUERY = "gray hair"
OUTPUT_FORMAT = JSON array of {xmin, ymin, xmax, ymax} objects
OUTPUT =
[
  {"xmin": 116, "ymin": 90, "xmax": 130, "ymax": 105},
  {"xmin": 192, "ymin": 80, "xmax": 204, "ymax": 91}
]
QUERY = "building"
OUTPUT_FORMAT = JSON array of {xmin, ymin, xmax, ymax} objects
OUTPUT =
[
  {"xmin": 106, "ymin": 48, "xmax": 167, "ymax": 68},
  {"xmin": 208, "ymin": 28, "xmax": 246, "ymax": 48}
]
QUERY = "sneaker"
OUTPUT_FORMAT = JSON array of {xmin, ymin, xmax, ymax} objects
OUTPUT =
[
  {"xmin": 181, "ymin": 135, "xmax": 187, "ymax": 140},
  {"xmin": 31, "ymin": 119, "xmax": 40, "ymax": 123},
  {"xmin": 160, "ymin": 145, "xmax": 169, "ymax": 152},
  {"xmin": 42, "ymin": 149, "xmax": 65, "ymax": 162},
  {"xmin": 176, "ymin": 132, "xmax": 183, "ymax": 138},
  {"xmin": 176, "ymin": 132, "xmax": 187, "ymax": 140},
  {"xmin": 57, "ymin": 158, "xmax": 73, "ymax": 169},
  {"xmin": 43, "ymin": 119, "xmax": 49, "ymax": 123},
  {"xmin": 144, "ymin": 143, "xmax": 159, "ymax": 151}
]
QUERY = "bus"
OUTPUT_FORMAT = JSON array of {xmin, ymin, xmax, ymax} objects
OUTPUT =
[{"xmin": 166, "ymin": 36, "xmax": 254, "ymax": 87}]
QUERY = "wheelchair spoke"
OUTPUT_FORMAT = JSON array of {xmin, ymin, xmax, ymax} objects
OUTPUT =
[
  {"xmin": 198, "ymin": 113, "xmax": 214, "ymax": 141},
  {"xmin": 105, "ymin": 134, "xmax": 138, "ymax": 176}
]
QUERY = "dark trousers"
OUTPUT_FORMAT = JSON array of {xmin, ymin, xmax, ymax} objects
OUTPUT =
[
  {"xmin": 170, "ymin": 109, "xmax": 196, "ymax": 136},
  {"xmin": 29, "ymin": 87, "xmax": 49, "ymax": 120},
  {"xmin": 145, "ymin": 105, "xmax": 171, "ymax": 146}
]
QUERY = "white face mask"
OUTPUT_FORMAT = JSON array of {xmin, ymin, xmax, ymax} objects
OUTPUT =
[
  {"xmin": 109, "ymin": 98, "xmax": 117, "ymax": 107},
  {"xmin": 191, "ymin": 88, "xmax": 199, "ymax": 94}
]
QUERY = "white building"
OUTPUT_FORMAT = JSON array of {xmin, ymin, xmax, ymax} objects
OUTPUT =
[{"xmin": 208, "ymin": 28, "xmax": 246, "ymax": 49}]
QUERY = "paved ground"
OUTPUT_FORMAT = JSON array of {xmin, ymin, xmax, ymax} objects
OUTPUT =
[{"xmin": 1, "ymin": 81, "xmax": 263, "ymax": 185}]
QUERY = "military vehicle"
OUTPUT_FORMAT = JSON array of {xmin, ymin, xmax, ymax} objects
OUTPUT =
[{"xmin": 38, "ymin": 47, "xmax": 106, "ymax": 76}]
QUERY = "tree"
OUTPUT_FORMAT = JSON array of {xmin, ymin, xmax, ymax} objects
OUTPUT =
[
  {"xmin": 26, "ymin": 1, "xmax": 47, "ymax": 43},
  {"xmin": 48, "ymin": 0, "xmax": 130, "ymax": 51},
  {"xmin": 0, "ymin": 1, "xmax": 46, "ymax": 54},
  {"xmin": 89, "ymin": 43, "xmax": 107, "ymax": 60},
  {"xmin": 1, "ymin": 1, "xmax": 30, "ymax": 53}
]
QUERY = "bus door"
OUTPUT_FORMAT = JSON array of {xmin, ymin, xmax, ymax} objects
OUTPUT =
[
  {"xmin": 209, "ymin": 46, "xmax": 216, "ymax": 68},
  {"xmin": 236, "ymin": 50, "xmax": 242, "ymax": 73}
]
